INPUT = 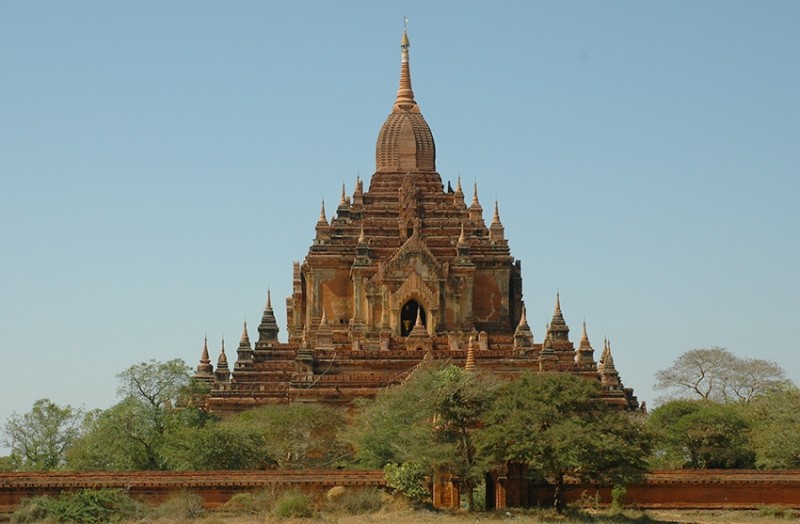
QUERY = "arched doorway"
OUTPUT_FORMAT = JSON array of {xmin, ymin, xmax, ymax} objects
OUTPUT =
[{"xmin": 400, "ymin": 300, "xmax": 426, "ymax": 336}]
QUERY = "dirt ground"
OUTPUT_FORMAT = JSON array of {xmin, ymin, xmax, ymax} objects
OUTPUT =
[{"xmin": 137, "ymin": 507, "xmax": 799, "ymax": 524}]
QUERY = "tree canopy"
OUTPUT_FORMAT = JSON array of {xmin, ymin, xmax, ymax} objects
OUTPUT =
[
  {"xmin": 479, "ymin": 373, "xmax": 652, "ymax": 512},
  {"xmin": 349, "ymin": 362, "xmax": 499, "ymax": 509},
  {"xmin": 66, "ymin": 359, "xmax": 207, "ymax": 470},
  {"xmin": 2, "ymin": 399, "xmax": 88, "ymax": 471},
  {"xmin": 350, "ymin": 365, "xmax": 652, "ymax": 512},
  {"xmin": 647, "ymin": 399, "xmax": 755, "ymax": 469},
  {"xmin": 743, "ymin": 386, "xmax": 800, "ymax": 469},
  {"xmin": 654, "ymin": 347, "xmax": 789, "ymax": 403}
]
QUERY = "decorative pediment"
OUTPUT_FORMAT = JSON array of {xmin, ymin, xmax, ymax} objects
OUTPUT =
[
  {"xmin": 394, "ymin": 270, "xmax": 438, "ymax": 313},
  {"xmin": 385, "ymin": 231, "xmax": 442, "ymax": 281}
]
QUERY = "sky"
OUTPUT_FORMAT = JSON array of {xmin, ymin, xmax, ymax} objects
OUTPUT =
[{"xmin": 1, "ymin": 2, "xmax": 799, "ymax": 453}]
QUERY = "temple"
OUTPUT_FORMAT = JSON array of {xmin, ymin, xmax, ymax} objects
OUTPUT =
[{"xmin": 194, "ymin": 28, "xmax": 639, "ymax": 414}]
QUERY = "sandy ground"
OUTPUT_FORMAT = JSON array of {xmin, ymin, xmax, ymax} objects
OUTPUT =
[{"xmin": 132, "ymin": 508, "xmax": 798, "ymax": 524}]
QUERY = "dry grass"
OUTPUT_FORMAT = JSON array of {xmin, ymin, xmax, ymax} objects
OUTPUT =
[{"xmin": 139, "ymin": 506, "xmax": 800, "ymax": 524}]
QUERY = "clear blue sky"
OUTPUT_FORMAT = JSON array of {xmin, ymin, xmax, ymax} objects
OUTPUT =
[{"xmin": 2, "ymin": 1, "xmax": 798, "ymax": 451}]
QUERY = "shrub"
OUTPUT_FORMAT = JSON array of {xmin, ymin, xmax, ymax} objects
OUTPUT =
[
  {"xmin": 383, "ymin": 462, "xmax": 430, "ymax": 507},
  {"xmin": 330, "ymin": 488, "xmax": 384, "ymax": 515},
  {"xmin": 12, "ymin": 488, "xmax": 142, "ymax": 524},
  {"xmin": 610, "ymin": 484, "xmax": 627, "ymax": 512},
  {"xmin": 11, "ymin": 496, "xmax": 51, "ymax": 523},
  {"xmin": 273, "ymin": 489, "xmax": 314, "ymax": 518},
  {"xmin": 156, "ymin": 491, "xmax": 205, "ymax": 520},
  {"xmin": 222, "ymin": 489, "xmax": 280, "ymax": 515}
]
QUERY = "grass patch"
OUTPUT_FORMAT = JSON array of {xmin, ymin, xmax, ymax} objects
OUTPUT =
[
  {"xmin": 324, "ymin": 487, "xmax": 385, "ymax": 515},
  {"xmin": 154, "ymin": 491, "xmax": 205, "ymax": 520},
  {"xmin": 272, "ymin": 489, "xmax": 314, "ymax": 518}
]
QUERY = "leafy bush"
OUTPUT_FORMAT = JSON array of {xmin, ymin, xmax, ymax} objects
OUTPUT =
[
  {"xmin": 384, "ymin": 462, "xmax": 430, "ymax": 507},
  {"xmin": 12, "ymin": 489, "xmax": 142, "ymax": 523},
  {"xmin": 610, "ymin": 484, "xmax": 627, "ymax": 512},
  {"xmin": 10, "ymin": 496, "xmax": 51, "ymax": 523},
  {"xmin": 272, "ymin": 489, "xmax": 314, "ymax": 518}
]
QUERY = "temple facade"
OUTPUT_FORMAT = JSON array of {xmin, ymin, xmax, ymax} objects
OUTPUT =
[{"xmin": 194, "ymin": 30, "xmax": 639, "ymax": 414}]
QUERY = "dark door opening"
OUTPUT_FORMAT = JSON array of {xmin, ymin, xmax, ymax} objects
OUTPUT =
[{"xmin": 400, "ymin": 300, "xmax": 426, "ymax": 336}]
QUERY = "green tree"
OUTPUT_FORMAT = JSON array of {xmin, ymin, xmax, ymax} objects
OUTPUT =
[
  {"xmin": 744, "ymin": 387, "xmax": 800, "ymax": 469},
  {"xmin": 66, "ymin": 359, "xmax": 207, "ymax": 470},
  {"xmin": 2, "ymin": 399, "xmax": 87, "ymax": 470},
  {"xmin": 648, "ymin": 399, "xmax": 755, "ymax": 469},
  {"xmin": 161, "ymin": 421, "xmax": 274, "ymax": 470},
  {"xmin": 654, "ymin": 347, "xmax": 790, "ymax": 403},
  {"xmin": 232, "ymin": 403, "xmax": 350, "ymax": 469},
  {"xmin": 0, "ymin": 455, "xmax": 14, "ymax": 472},
  {"xmin": 349, "ymin": 363, "xmax": 499, "ymax": 509},
  {"xmin": 161, "ymin": 403, "xmax": 349, "ymax": 470},
  {"xmin": 479, "ymin": 373, "xmax": 652, "ymax": 512}
]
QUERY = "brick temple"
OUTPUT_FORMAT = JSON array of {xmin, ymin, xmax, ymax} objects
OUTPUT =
[{"xmin": 193, "ymin": 29, "xmax": 639, "ymax": 414}]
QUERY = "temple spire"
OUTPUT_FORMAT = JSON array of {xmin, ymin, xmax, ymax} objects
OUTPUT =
[
  {"xmin": 257, "ymin": 288, "xmax": 279, "ymax": 344},
  {"xmin": 237, "ymin": 320, "xmax": 254, "ymax": 364},
  {"xmin": 548, "ymin": 292, "xmax": 570, "ymax": 342},
  {"xmin": 240, "ymin": 321, "xmax": 250, "ymax": 346},
  {"xmin": 393, "ymin": 22, "xmax": 417, "ymax": 112},
  {"xmin": 513, "ymin": 305, "xmax": 534, "ymax": 352},
  {"xmin": 215, "ymin": 338, "xmax": 230, "ymax": 381},
  {"xmin": 465, "ymin": 336, "xmax": 476, "ymax": 372},
  {"xmin": 317, "ymin": 200, "xmax": 328, "ymax": 225},
  {"xmin": 489, "ymin": 199, "xmax": 505, "ymax": 242},
  {"xmin": 469, "ymin": 182, "xmax": 483, "ymax": 222},
  {"xmin": 194, "ymin": 336, "xmax": 214, "ymax": 379},
  {"xmin": 201, "ymin": 336, "xmax": 210, "ymax": 364},
  {"xmin": 576, "ymin": 320, "xmax": 595, "ymax": 367}
]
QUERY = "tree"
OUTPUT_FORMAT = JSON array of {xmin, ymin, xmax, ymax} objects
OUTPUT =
[
  {"xmin": 744, "ymin": 386, "xmax": 800, "ymax": 469},
  {"xmin": 229, "ymin": 404, "xmax": 350, "ymax": 469},
  {"xmin": 478, "ymin": 373, "xmax": 652, "ymax": 512},
  {"xmin": 654, "ymin": 347, "xmax": 790, "ymax": 403},
  {"xmin": 161, "ymin": 422, "xmax": 274, "ymax": 470},
  {"xmin": 349, "ymin": 362, "xmax": 499, "ymax": 509},
  {"xmin": 66, "ymin": 359, "xmax": 207, "ymax": 470},
  {"xmin": 2, "ymin": 399, "xmax": 87, "ymax": 471},
  {"xmin": 116, "ymin": 359, "xmax": 195, "ymax": 411},
  {"xmin": 67, "ymin": 398, "xmax": 163, "ymax": 470},
  {"xmin": 647, "ymin": 399, "xmax": 755, "ymax": 469}
]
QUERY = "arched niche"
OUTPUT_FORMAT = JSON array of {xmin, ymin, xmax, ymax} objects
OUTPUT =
[{"xmin": 400, "ymin": 299, "xmax": 426, "ymax": 336}]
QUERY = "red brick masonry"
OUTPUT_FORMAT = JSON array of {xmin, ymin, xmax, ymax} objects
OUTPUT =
[
  {"xmin": 1, "ymin": 469, "xmax": 799, "ymax": 512},
  {"xmin": 534, "ymin": 470, "xmax": 800, "ymax": 509},
  {"xmin": 0, "ymin": 470, "xmax": 385, "ymax": 512}
]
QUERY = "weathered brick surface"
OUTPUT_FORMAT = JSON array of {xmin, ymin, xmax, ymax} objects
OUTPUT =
[
  {"xmin": 0, "ymin": 470, "xmax": 385, "ymax": 512},
  {"xmin": 526, "ymin": 470, "xmax": 800, "ymax": 509},
  {"xmin": 3, "ymin": 470, "xmax": 800, "ymax": 512}
]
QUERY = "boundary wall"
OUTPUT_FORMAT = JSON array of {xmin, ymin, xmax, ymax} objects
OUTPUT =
[
  {"xmin": 0, "ymin": 470, "xmax": 385, "ymax": 512},
  {"xmin": 2, "ymin": 469, "xmax": 800, "ymax": 512},
  {"xmin": 518, "ymin": 470, "xmax": 800, "ymax": 510}
]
